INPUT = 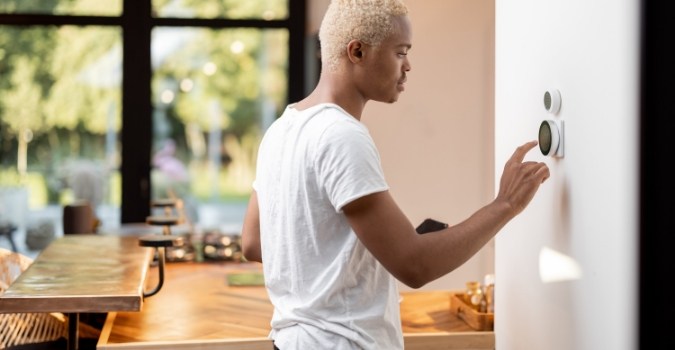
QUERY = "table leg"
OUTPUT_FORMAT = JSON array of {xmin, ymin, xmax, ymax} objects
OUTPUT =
[
  {"xmin": 67, "ymin": 312, "xmax": 79, "ymax": 350},
  {"xmin": 8, "ymin": 235, "xmax": 18, "ymax": 252},
  {"xmin": 0, "ymin": 225, "xmax": 18, "ymax": 252}
]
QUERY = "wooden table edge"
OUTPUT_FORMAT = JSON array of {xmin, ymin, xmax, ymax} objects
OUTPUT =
[
  {"xmin": 404, "ymin": 332, "xmax": 495, "ymax": 350},
  {"xmin": 0, "ymin": 236, "xmax": 155, "ymax": 314},
  {"xmin": 0, "ymin": 295, "xmax": 144, "ymax": 314},
  {"xmin": 98, "ymin": 313, "xmax": 274, "ymax": 350}
]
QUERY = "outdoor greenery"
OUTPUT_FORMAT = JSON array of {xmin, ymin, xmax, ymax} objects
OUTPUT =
[
  {"xmin": 154, "ymin": 0, "xmax": 288, "ymax": 19},
  {"xmin": 0, "ymin": 0, "xmax": 288, "ymax": 214}
]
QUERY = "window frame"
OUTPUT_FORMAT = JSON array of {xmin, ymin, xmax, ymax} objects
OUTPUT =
[{"xmin": 0, "ymin": 0, "xmax": 306, "ymax": 223}]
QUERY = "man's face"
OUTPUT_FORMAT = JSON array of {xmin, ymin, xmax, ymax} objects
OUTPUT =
[{"xmin": 358, "ymin": 15, "xmax": 412, "ymax": 104}]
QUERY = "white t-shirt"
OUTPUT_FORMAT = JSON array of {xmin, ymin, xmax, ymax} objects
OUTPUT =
[{"xmin": 253, "ymin": 103, "xmax": 403, "ymax": 350}]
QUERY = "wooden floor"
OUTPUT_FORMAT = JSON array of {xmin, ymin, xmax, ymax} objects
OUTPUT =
[{"xmin": 98, "ymin": 262, "xmax": 494, "ymax": 350}]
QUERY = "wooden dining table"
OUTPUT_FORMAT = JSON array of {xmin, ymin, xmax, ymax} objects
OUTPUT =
[{"xmin": 0, "ymin": 234, "xmax": 155, "ymax": 350}]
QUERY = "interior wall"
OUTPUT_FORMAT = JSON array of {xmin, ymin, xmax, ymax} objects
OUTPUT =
[
  {"xmin": 494, "ymin": 0, "xmax": 639, "ymax": 349},
  {"xmin": 307, "ymin": 0, "xmax": 496, "ymax": 291}
]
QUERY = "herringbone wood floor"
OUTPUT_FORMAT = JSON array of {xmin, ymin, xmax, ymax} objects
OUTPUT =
[{"xmin": 99, "ymin": 262, "xmax": 494, "ymax": 350}]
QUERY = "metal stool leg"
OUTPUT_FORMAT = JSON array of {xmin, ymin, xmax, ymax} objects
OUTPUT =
[
  {"xmin": 67, "ymin": 312, "xmax": 79, "ymax": 350},
  {"xmin": 138, "ymin": 235, "xmax": 183, "ymax": 298}
]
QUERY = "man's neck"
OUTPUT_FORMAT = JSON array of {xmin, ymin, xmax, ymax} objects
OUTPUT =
[{"xmin": 295, "ymin": 71, "xmax": 367, "ymax": 120}]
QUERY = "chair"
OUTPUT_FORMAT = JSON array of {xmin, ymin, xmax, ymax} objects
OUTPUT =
[
  {"xmin": 0, "ymin": 248, "xmax": 67, "ymax": 349},
  {"xmin": 0, "ymin": 223, "xmax": 17, "ymax": 253},
  {"xmin": 0, "ymin": 248, "xmax": 101, "ymax": 350},
  {"xmin": 63, "ymin": 201, "xmax": 99, "ymax": 235}
]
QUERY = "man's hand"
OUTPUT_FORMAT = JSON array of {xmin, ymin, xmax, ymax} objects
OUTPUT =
[{"xmin": 496, "ymin": 140, "xmax": 550, "ymax": 217}]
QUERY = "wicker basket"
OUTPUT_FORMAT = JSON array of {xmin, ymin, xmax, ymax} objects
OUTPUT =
[
  {"xmin": 1, "ymin": 248, "xmax": 69, "ymax": 349},
  {"xmin": 0, "ymin": 312, "xmax": 67, "ymax": 349}
]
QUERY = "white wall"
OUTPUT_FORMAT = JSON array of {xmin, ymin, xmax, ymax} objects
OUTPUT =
[{"xmin": 495, "ymin": 0, "xmax": 640, "ymax": 349}]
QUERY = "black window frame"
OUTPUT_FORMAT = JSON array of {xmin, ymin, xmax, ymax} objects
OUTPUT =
[{"xmin": 0, "ymin": 0, "xmax": 306, "ymax": 223}]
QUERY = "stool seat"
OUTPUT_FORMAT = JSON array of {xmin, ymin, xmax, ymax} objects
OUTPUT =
[
  {"xmin": 150, "ymin": 199, "xmax": 180, "ymax": 208},
  {"xmin": 139, "ymin": 235, "xmax": 183, "ymax": 248},
  {"xmin": 146, "ymin": 216, "xmax": 180, "ymax": 226}
]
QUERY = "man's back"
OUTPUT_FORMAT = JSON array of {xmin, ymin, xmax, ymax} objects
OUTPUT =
[{"xmin": 254, "ymin": 103, "xmax": 404, "ymax": 349}]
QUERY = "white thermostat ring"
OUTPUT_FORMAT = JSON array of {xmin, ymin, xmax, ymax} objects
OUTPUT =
[{"xmin": 539, "ymin": 119, "xmax": 564, "ymax": 157}]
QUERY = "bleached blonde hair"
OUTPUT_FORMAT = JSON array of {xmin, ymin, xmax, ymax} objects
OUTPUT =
[{"xmin": 318, "ymin": 0, "xmax": 409, "ymax": 73}]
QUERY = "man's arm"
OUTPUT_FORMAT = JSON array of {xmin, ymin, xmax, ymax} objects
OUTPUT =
[
  {"xmin": 241, "ymin": 190, "xmax": 262, "ymax": 262},
  {"xmin": 343, "ymin": 141, "xmax": 549, "ymax": 288}
]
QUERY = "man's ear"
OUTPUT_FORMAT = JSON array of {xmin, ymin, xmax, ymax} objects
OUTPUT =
[{"xmin": 347, "ymin": 40, "xmax": 365, "ymax": 63}]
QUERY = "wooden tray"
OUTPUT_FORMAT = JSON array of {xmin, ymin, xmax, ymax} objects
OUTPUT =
[{"xmin": 450, "ymin": 293, "xmax": 494, "ymax": 331}]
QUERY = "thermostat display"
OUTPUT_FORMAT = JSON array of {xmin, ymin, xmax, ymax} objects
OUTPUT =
[{"xmin": 539, "ymin": 120, "xmax": 564, "ymax": 157}]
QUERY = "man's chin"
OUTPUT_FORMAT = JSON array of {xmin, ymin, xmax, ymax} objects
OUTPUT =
[
  {"xmin": 387, "ymin": 94, "xmax": 401, "ymax": 103},
  {"xmin": 373, "ymin": 92, "xmax": 401, "ymax": 104}
]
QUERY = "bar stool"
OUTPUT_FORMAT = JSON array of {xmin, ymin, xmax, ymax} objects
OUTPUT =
[
  {"xmin": 138, "ymin": 234, "xmax": 183, "ymax": 298},
  {"xmin": 147, "ymin": 198, "xmax": 193, "ymax": 263},
  {"xmin": 145, "ymin": 213, "xmax": 181, "ymax": 267}
]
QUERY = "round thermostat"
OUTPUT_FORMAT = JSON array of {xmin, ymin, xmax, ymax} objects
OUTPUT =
[
  {"xmin": 539, "ymin": 120, "xmax": 561, "ymax": 157},
  {"xmin": 543, "ymin": 89, "xmax": 562, "ymax": 114}
]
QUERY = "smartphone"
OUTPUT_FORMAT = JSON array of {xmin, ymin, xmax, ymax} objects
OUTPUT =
[{"xmin": 415, "ymin": 218, "xmax": 449, "ymax": 234}]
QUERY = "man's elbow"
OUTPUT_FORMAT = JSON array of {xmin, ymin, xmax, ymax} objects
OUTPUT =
[
  {"xmin": 394, "ymin": 265, "xmax": 432, "ymax": 289},
  {"xmin": 400, "ymin": 277, "xmax": 427, "ymax": 289},
  {"xmin": 241, "ymin": 244, "xmax": 262, "ymax": 263}
]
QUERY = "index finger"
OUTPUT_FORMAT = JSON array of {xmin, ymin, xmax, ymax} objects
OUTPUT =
[{"xmin": 510, "ymin": 140, "xmax": 539, "ymax": 163}]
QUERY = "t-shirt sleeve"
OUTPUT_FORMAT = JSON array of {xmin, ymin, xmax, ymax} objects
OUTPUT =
[{"xmin": 316, "ymin": 119, "xmax": 389, "ymax": 213}]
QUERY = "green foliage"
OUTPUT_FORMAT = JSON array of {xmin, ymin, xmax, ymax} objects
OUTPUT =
[
  {"xmin": 154, "ymin": 28, "xmax": 286, "ymax": 135},
  {"xmin": 44, "ymin": 26, "xmax": 121, "ymax": 134},
  {"xmin": 0, "ymin": 169, "xmax": 48, "ymax": 208},
  {"xmin": 0, "ymin": 0, "xmax": 58, "ymax": 13},
  {"xmin": 0, "ymin": 167, "xmax": 22, "ymax": 186},
  {"xmin": 2, "ymin": 59, "xmax": 44, "ymax": 134},
  {"xmin": 172, "ymin": 0, "xmax": 288, "ymax": 19},
  {"xmin": 0, "ymin": 0, "xmax": 122, "ymax": 16}
]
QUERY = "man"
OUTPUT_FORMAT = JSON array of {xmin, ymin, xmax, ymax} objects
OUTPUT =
[{"xmin": 241, "ymin": 0, "xmax": 550, "ymax": 349}]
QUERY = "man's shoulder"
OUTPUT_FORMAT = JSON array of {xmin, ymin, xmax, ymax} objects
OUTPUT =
[
  {"xmin": 294, "ymin": 103, "xmax": 363, "ymax": 133},
  {"xmin": 293, "ymin": 103, "xmax": 355, "ymax": 120}
]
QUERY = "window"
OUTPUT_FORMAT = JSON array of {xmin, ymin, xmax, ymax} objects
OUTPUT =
[
  {"xmin": 0, "ymin": 0, "xmax": 305, "ymax": 247},
  {"xmin": 150, "ymin": 26, "xmax": 289, "ymax": 231}
]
